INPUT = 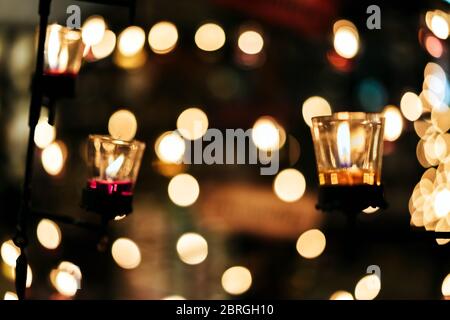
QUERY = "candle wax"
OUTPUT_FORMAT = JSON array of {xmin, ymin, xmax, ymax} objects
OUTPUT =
[
  {"xmin": 44, "ymin": 70, "xmax": 77, "ymax": 78},
  {"xmin": 87, "ymin": 179, "xmax": 133, "ymax": 196},
  {"xmin": 318, "ymin": 167, "xmax": 379, "ymax": 186}
]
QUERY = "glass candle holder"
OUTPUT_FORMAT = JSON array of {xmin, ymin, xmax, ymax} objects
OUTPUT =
[
  {"xmin": 42, "ymin": 24, "xmax": 85, "ymax": 97},
  {"xmin": 44, "ymin": 24, "xmax": 84, "ymax": 76},
  {"xmin": 311, "ymin": 112, "xmax": 384, "ymax": 186},
  {"xmin": 82, "ymin": 135, "xmax": 146, "ymax": 220},
  {"xmin": 311, "ymin": 112, "xmax": 387, "ymax": 213}
]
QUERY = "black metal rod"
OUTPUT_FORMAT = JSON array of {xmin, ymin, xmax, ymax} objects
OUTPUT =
[
  {"xmin": 47, "ymin": 98, "xmax": 56, "ymax": 126},
  {"xmin": 14, "ymin": 0, "xmax": 52, "ymax": 300}
]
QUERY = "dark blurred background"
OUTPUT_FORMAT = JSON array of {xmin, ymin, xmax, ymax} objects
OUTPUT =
[{"xmin": 0, "ymin": 0, "xmax": 449, "ymax": 299}]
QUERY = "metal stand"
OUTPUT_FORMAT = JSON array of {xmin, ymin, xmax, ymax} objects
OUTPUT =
[
  {"xmin": 315, "ymin": 184, "xmax": 450, "ymax": 243},
  {"xmin": 12, "ymin": 0, "xmax": 136, "ymax": 300}
]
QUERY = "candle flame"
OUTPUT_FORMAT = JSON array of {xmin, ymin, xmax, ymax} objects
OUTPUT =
[
  {"xmin": 337, "ymin": 122, "xmax": 351, "ymax": 167},
  {"xmin": 47, "ymin": 24, "xmax": 68, "ymax": 72},
  {"xmin": 105, "ymin": 154, "xmax": 125, "ymax": 179}
]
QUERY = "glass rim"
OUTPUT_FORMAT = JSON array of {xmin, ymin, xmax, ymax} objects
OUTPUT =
[
  {"xmin": 88, "ymin": 134, "xmax": 145, "ymax": 148},
  {"xmin": 311, "ymin": 112, "xmax": 384, "ymax": 123},
  {"xmin": 47, "ymin": 23, "xmax": 82, "ymax": 33}
]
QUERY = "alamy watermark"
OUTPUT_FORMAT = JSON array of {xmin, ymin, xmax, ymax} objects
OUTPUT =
[{"xmin": 176, "ymin": 126, "xmax": 280, "ymax": 176}]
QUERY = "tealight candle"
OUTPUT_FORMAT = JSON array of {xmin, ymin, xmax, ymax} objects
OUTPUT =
[
  {"xmin": 311, "ymin": 112, "xmax": 386, "ymax": 212},
  {"xmin": 311, "ymin": 112, "xmax": 384, "ymax": 186},
  {"xmin": 42, "ymin": 24, "xmax": 84, "ymax": 98},
  {"xmin": 82, "ymin": 135, "xmax": 145, "ymax": 220}
]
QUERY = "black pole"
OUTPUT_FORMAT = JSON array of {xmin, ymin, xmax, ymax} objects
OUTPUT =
[{"xmin": 13, "ymin": 0, "xmax": 52, "ymax": 300}]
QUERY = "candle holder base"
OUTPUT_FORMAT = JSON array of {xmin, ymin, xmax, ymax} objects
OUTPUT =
[
  {"xmin": 81, "ymin": 187, "xmax": 133, "ymax": 220},
  {"xmin": 316, "ymin": 184, "xmax": 387, "ymax": 214},
  {"xmin": 42, "ymin": 73, "xmax": 76, "ymax": 98}
]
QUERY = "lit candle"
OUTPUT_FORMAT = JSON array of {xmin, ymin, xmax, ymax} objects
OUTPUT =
[
  {"xmin": 82, "ymin": 135, "xmax": 145, "ymax": 220},
  {"xmin": 312, "ymin": 112, "xmax": 384, "ymax": 186},
  {"xmin": 337, "ymin": 121, "xmax": 351, "ymax": 167},
  {"xmin": 43, "ymin": 24, "xmax": 84, "ymax": 77},
  {"xmin": 311, "ymin": 112, "xmax": 386, "ymax": 213}
]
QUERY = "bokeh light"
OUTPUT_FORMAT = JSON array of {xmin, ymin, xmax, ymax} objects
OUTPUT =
[
  {"xmin": 118, "ymin": 26, "xmax": 146, "ymax": 57},
  {"xmin": 433, "ymin": 188, "xmax": 450, "ymax": 218},
  {"xmin": 155, "ymin": 131, "xmax": 186, "ymax": 164},
  {"xmin": 54, "ymin": 271, "xmax": 78, "ymax": 297},
  {"xmin": 273, "ymin": 168, "xmax": 306, "ymax": 203},
  {"xmin": 382, "ymin": 105, "xmax": 403, "ymax": 141},
  {"xmin": 221, "ymin": 266, "xmax": 252, "ymax": 295},
  {"xmin": 400, "ymin": 92, "xmax": 423, "ymax": 121},
  {"xmin": 296, "ymin": 229, "xmax": 326, "ymax": 259},
  {"xmin": 111, "ymin": 238, "xmax": 142, "ymax": 269},
  {"xmin": 4, "ymin": 291, "xmax": 18, "ymax": 300},
  {"xmin": 333, "ymin": 20, "xmax": 359, "ymax": 59},
  {"xmin": 36, "ymin": 219, "xmax": 62, "ymax": 250},
  {"xmin": 163, "ymin": 295, "xmax": 186, "ymax": 300},
  {"xmin": 168, "ymin": 173, "xmax": 200, "ymax": 207},
  {"xmin": 251, "ymin": 116, "xmax": 285, "ymax": 151},
  {"xmin": 354, "ymin": 274, "xmax": 381, "ymax": 300},
  {"xmin": 357, "ymin": 79, "xmax": 387, "ymax": 112},
  {"xmin": 1, "ymin": 240, "xmax": 20, "ymax": 267},
  {"xmin": 330, "ymin": 290, "xmax": 354, "ymax": 300},
  {"xmin": 50, "ymin": 261, "xmax": 82, "ymax": 297},
  {"xmin": 108, "ymin": 109, "xmax": 137, "ymax": 141},
  {"xmin": 238, "ymin": 30, "xmax": 264, "ymax": 55},
  {"xmin": 442, "ymin": 273, "xmax": 450, "ymax": 297},
  {"xmin": 41, "ymin": 141, "xmax": 66, "ymax": 176},
  {"xmin": 362, "ymin": 206, "xmax": 380, "ymax": 214},
  {"xmin": 176, "ymin": 108, "xmax": 209, "ymax": 141},
  {"xmin": 91, "ymin": 30, "xmax": 116, "ymax": 60},
  {"xmin": 176, "ymin": 233, "xmax": 208, "ymax": 265},
  {"xmin": 195, "ymin": 23, "xmax": 226, "ymax": 52},
  {"xmin": 148, "ymin": 21, "xmax": 178, "ymax": 54},
  {"xmin": 302, "ymin": 96, "xmax": 332, "ymax": 127},
  {"xmin": 34, "ymin": 118, "xmax": 56, "ymax": 149},
  {"xmin": 425, "ymin": 36, "xmax": 443, "ymax": 58},
  {"xmin": 82, "ymin": 16, "xmax": 106, "ymax": 46},
  {"xmin": 430, "ymin": 12, "xmax": 449, "ymax": 40}
]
